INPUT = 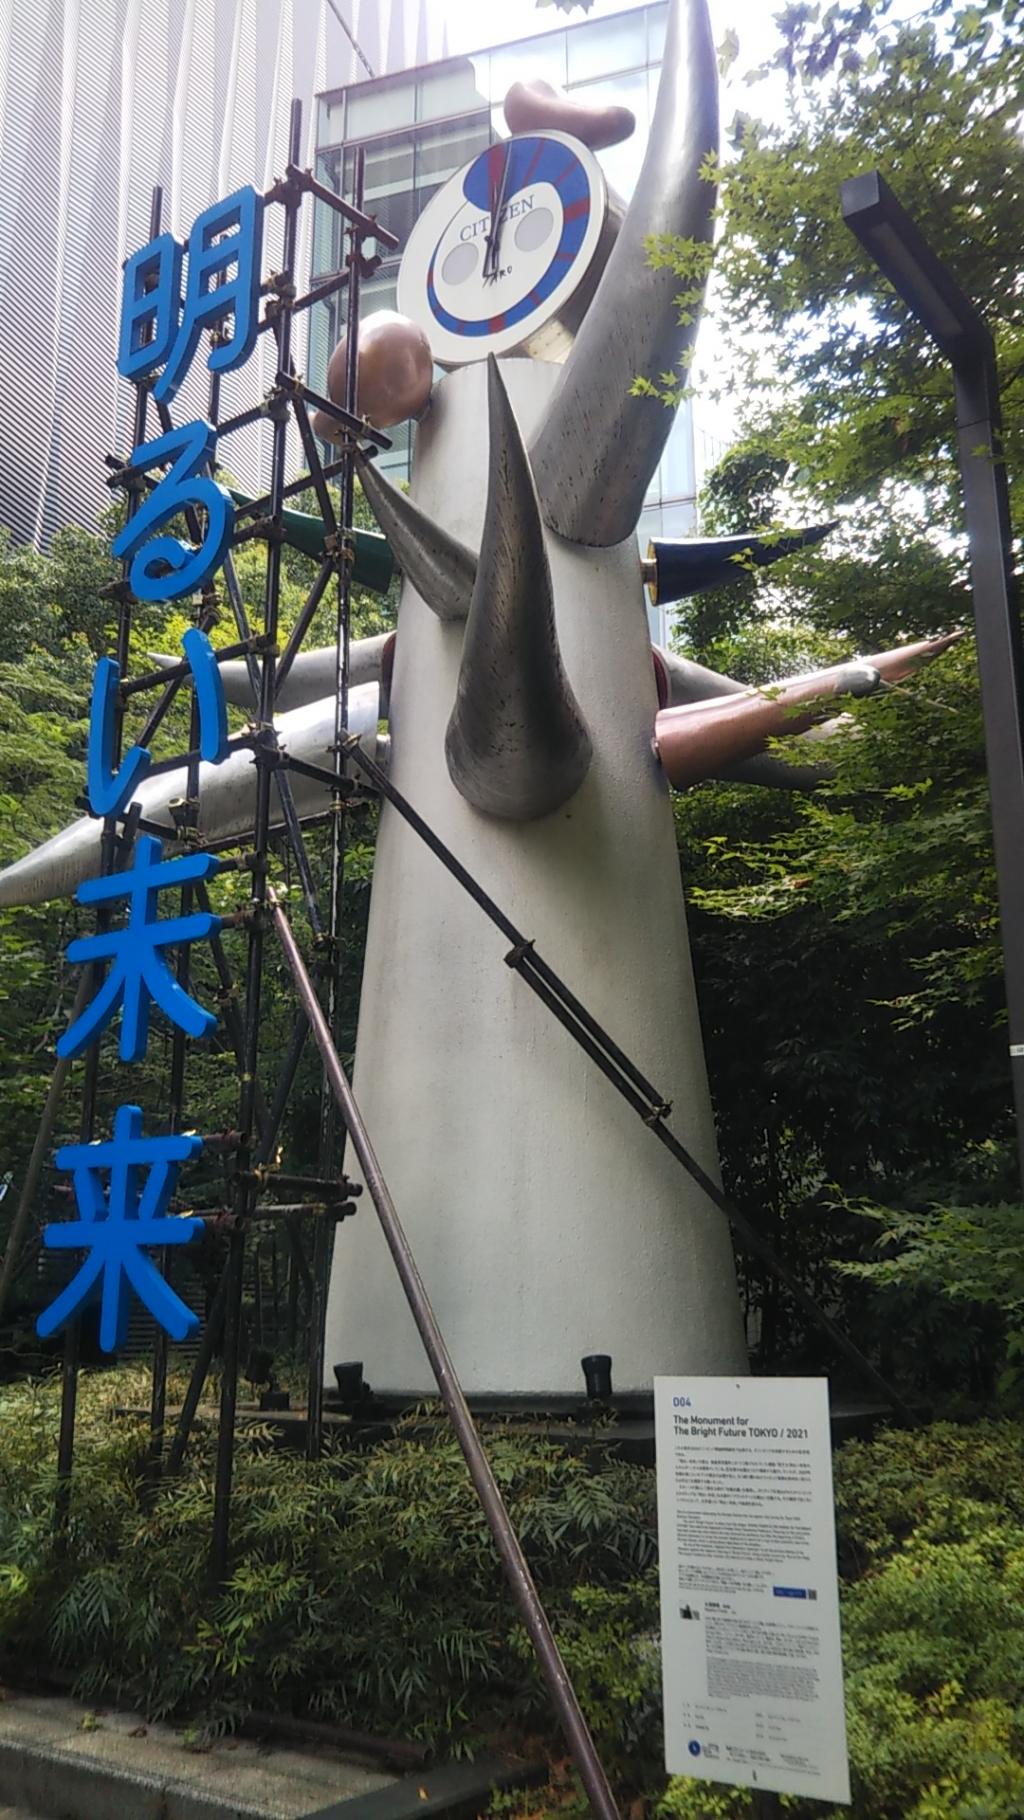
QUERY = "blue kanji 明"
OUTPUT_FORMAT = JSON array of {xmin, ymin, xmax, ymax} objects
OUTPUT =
[
  {"xmin": 37, "ymin": 1105, "xmax": 203, "ymax": 1353},
  {"xmin": 154, "ymin": 186, "xmax": 264, "ymax": 404},
  {"xmin": 116, "ymin": 186, "xmax": 264, "ymax": 400},
  {"xmin": 57, "ymin": 837, "xmax": 222, "ymax": 1064},
  {"xmin": 86, "ymin": 627, "xmax": 230, "ymax": 816},
  {"xmin": 111, "ymin": 419, "xmax": 234, "ymax": 605}
]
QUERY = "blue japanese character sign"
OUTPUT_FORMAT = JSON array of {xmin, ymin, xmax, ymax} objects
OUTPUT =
[
  {"xmin": 111, "ymin": 421, "xmax": 234, "ymax": 605},
  {"xmin": 58, "ymin": 838, "xmax": 222, "ymax": 1064},
  {"xmin": 37, "ymin": 179, "xmax": 266, "ymax": 1353},
  {"xmin": 37, "ymin": 1106, "xmax": 204, "ymax": 1353},
  {"xmin": 116, "ymin": 187, "xmax": 264, "ymax": 399},
  {"xmin": 113, "ymin": 185, "xmax": 265, "ymax": 605},
  {"xmin": 117, "ymin": 232, "xmax": 183, "ymax": 384}
]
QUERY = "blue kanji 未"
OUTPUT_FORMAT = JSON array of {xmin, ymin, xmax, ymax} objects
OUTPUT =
[
  {"xmin": 154, "ymin": 186, "xmax": 264, "ymax": 404},
  {"xmin": 111, "ymin": 419, "xmax": 234, "ymax": 604},
  {"xmin": 37, "ymin": 1105, "xmax": 204, "ymax": 1353},
  {"xmin": 57, "ymin": 837, "xmax": 222, "ymax": 1064},
  {"xmin": 86, "ymin": 627, "xmax": 230, "ymax": 817}
]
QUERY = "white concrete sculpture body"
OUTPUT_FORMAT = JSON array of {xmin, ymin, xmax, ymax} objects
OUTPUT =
[{"xmin": 326, "ymin": 359, "xmax": 747, "ymax": 1395}]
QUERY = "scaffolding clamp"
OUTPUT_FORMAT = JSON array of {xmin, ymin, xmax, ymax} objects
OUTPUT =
[{"xmin": 504, "ymin": 939, "xmax": 536, "ymax": 971}]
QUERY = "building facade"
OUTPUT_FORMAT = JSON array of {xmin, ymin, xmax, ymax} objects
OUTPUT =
[
  {"xmin": 311, "ymin": 1, "xmax": 723, "ymax": 641},
  {"xmin": 0, "ymin": 0, "xmax": 447, "ymax": 547}
]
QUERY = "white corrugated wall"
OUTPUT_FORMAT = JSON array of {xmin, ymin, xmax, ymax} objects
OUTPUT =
[{"xmin": 0, "ymin": 0, "xmax": 446, "ymax": 544}]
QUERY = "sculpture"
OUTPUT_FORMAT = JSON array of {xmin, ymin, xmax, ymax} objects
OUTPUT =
[{"xmin": 0, "ymin": 0, "xmax": 958, "ymax": 1400}]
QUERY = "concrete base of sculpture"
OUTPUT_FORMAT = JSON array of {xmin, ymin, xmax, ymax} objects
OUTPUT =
[{"xmin": 323, "ymin": 358, "xmax": 747, "ymax": 1396}]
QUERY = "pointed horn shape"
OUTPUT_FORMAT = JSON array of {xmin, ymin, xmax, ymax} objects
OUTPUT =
[
  {"xmin": 445, "ymin": 358, "xmax": 592, "ymax": 820},
  {"xmin": 654, "ymin": 630, "xmax": 963, "ymax": 790},
  {"xmin": 530, "ymin": 0, "xmax": 719, "ymax": 546},
  {"xmin": 355, "ymin": 451, "xmax": 475, "ymax": 621},
  {"xmin": 0, "ymin": 687, "xmax": 382, "ymax": 909},
  {"xmin": 644, "ymin": 522, "xmax": 838, "ymax": 606},
  {"xmin": 655, "ymin": 662, "xmax": 880, "ymax": 790},
  {"xmin": 864, "ymin": 628, "xmax": 965, "ymax": 681},
  {"xmin": 228, "ymin": 489, "xmax": 394, "ymax": 594},
  {"xmin": 651, "ymin": 646, "xmax": 829, "ymax": 789}
]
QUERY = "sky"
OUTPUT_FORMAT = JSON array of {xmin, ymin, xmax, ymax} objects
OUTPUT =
[
  {"xmin": 438, "ymin": 0, "xmax": 790, "ymax": 112},
  {"xmin": 439, "ymin": 0, "xmax": 778, "ymax": 65}
]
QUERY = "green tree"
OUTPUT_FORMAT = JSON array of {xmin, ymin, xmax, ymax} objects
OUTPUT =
[{"xmin": 668, "ymin": 0, "xmax": 1024, "ymax": 1399}]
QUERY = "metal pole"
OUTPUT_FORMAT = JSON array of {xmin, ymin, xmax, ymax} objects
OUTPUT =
[
  {"xmin": 841, "ymin": 172, "xmax": 1024, "ymax": 1189},
  {"xmin": 164, "ymin": 1004, "xmax": 310, "ymax": 1476},
  {"xmin": 164, "ymin": 1260, "xmax": 230, "ymax": 1476},
  {"xmin": 209, "ymin": 103, "xmax": 303, "ymax": 1585},
  {"xmin": 752, "ymin": 1794, "xmax": 781, "ymax": 1819},
  {"xmin": 270, "ymin": 893, "xmax": 620, "ymax": 1820},
  {"xmin": 952, "ymin": 353, "xmax": 1024, "ymax": 1185},
  {"xmin": 149, "ymin": 557, "xmax": 206, "ymax": 1479},
  {"xmin": 0, "ymin": 972, "xmax": 90, "ymax": 1328},
  {"xmin": 307, "ymin": 143, "xmax": 365, "ymax": 1462},
  {"xmin": 340, "ymin": 744, "xmax": 914, "ymax": 1424}
]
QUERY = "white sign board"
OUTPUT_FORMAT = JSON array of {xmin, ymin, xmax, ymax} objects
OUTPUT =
[{"xmin": 655, "ymin": 1376, "xmax": 850, "ymax": 1805}]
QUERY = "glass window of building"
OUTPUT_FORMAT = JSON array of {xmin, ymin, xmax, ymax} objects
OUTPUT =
[
  {"xmin": 415, "ymin": 60, "xmax": 491, "ymax": 123},
  {"xmin": 566, "ymin": 9, "xmax": 647, "ymax": 83},
  {"xmin": 488, "ymin": 32, "xmax": 568, "ymax": 99},
  {"xmin": 346, "ymin": 75, "xmax": 416, "ymax": 139}
]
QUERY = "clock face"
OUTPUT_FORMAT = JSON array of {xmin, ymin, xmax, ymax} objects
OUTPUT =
[{"xmin": 397, "ymin": 131, "xmax": 608, "ymax": 366}]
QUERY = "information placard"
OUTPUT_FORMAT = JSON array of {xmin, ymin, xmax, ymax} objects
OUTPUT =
[{"xmin": 655, "ymin": 1376, "xmax": 850, "ymax": 1805}]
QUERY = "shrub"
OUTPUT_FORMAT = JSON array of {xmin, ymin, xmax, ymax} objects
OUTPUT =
[
  {"xmin": 0, "ymin": 1367, "xmax": 658, "ymax": 1769},
  {"xmin": 4, "ymin": 1376, "xmax": 1024, "ymax": 1817},
  {"xmin": 656, "ymin": 1420, "xmax": 1024, "ymax": 1820}
]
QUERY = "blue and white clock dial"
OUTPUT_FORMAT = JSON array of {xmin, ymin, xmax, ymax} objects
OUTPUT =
[{"xmin": 397, "ymin": 131, "xmax": 610, "ymax": 367}]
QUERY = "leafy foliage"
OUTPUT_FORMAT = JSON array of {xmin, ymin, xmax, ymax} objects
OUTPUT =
[
  {"xmin": 653, "ymin": 1423, "xmax": 1024, "ymax": 1820},
  {"xmin": 5, "ymin": 1375, "xmax": 1024, "ymax": 1817},
  {"xmin": 839, "ymin": 1194, "xmax": 1024, "ymax": 1399},
  {"xmin": 660, "ymin": 0, "xmax": 1024, "ymax": 1398},
  {"xmin": 708, "ymin": 0, "xmax": 1024, "ymax": 525},
  {"xmin": 0, "ymin": 1368, "xmax": 657, "ymax": 1772}
]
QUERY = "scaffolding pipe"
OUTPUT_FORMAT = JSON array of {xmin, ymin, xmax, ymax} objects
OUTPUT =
[
  {"xmin": 343, "ymin": 744, "xmax": 915, "ymax": 1426},
  {"xmin": 0, "ymin": 972, "xmax": 90, "ymax": 1328},
  {"xmin": 271, "ymin": 892, "xmax": 619, "ymax": 1820}
]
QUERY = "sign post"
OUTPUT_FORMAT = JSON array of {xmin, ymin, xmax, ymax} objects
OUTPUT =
[{"xmin": 655, "ymin": 1376, "xmax": 850, "ymax": 1806}]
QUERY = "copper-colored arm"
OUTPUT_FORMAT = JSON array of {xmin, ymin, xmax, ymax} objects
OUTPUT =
[{"xmin": 654, "ymin": 631, "xmax": 963, "ymax": 791}]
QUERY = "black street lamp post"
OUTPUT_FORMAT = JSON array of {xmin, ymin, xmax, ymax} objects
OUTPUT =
[{"xmin": 841, "ymin": 169, "xmax": 1024, "ymax": 1189}]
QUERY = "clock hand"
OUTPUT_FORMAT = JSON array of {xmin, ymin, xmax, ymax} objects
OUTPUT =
[
  {"xmin": 483, "ymin": 168, "xmax": 500, "ymax": 281},
  {"xmin": 484, "ymin": 143, "xmax": 512, "ymax": 282},
  {"xmin": 482, "ymin": 147, "xmax": 503, "ymax": 281}
]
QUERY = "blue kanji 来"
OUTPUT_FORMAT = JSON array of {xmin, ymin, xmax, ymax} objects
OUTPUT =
[
  {"xmin": 37, "ymin": 1105, "xmax": 203, "ymax": 1353},
  {"xmin": 58, "ymin": 837, "xmax": 222, "ymax": 1064}
]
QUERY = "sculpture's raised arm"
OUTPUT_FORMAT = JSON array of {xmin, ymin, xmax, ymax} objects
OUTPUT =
[{"xmin": 530, "ymin": 0, "xmax": 719, "ymax": 546}]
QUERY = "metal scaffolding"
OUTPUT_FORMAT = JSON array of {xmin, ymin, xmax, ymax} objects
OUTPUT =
[{"xmin": 0, "ymin": 101, "xmax": 920, "ymax": 1820}]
